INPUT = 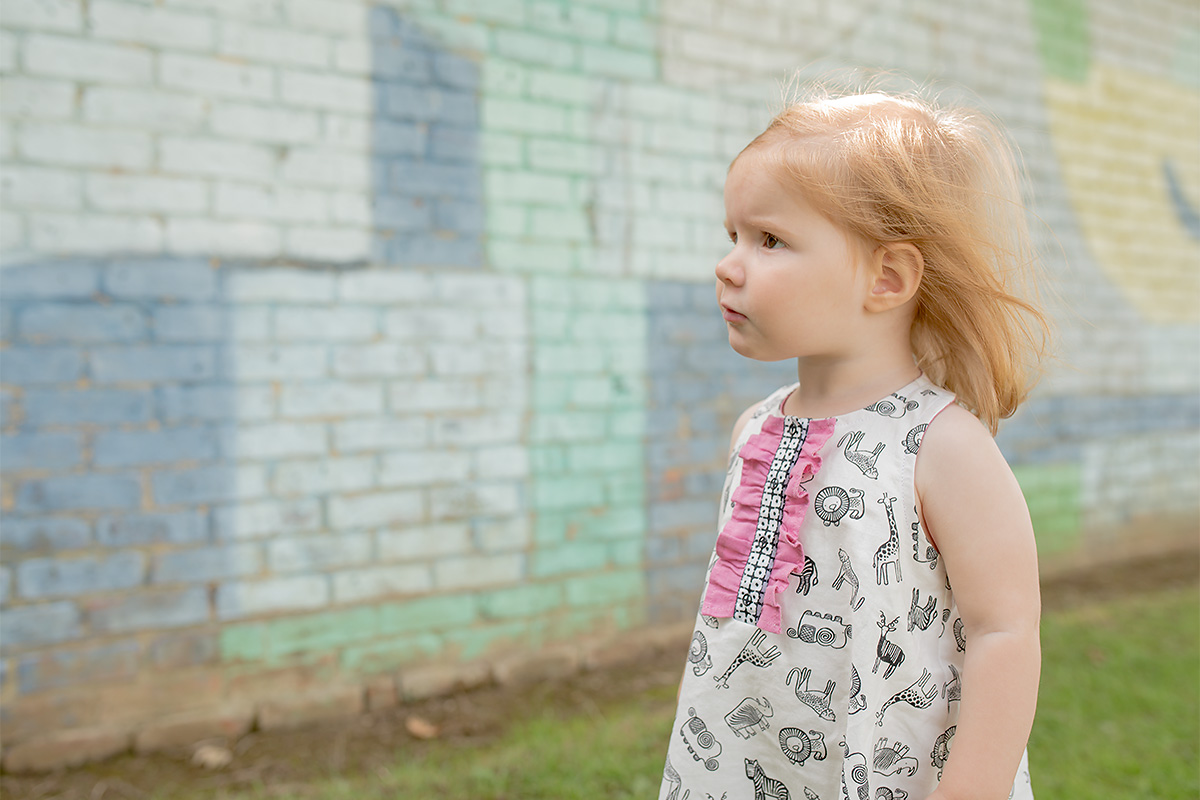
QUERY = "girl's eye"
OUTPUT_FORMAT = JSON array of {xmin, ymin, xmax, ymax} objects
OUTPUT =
[{"xmin": 763, "ymin": 233, "xmax": 784, "ymax": 249}]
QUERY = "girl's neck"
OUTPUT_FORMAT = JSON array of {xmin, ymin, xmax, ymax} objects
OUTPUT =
[{"xmin": 783, "ymin": 356, "xmax": 921, "ymax": 419}]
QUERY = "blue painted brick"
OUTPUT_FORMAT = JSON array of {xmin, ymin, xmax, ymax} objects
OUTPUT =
[
  {"xmin": 17, "ymin": 639, "xmax": 140, "ymax": 694},
  {"xmin": 16, "ymin": 473, "xmax": 142, "ymax": 512},
  {"xmin": 96, "ymin": 511, "xmax": 209, "ymax": 547},
  {"xmin": 432, "ymin": 52, "xmax": 480, "ymax": 90},
  {"xmin": 24, "ymin": 389, "xmax": 154, "ymax": 425},
  {"xmin": 94, "ymin": 427, "xmax": 218, "ymax": 468},
  {"xmin": 18, "ymin": 303, "xmax": 146, "ymax": 342},
  {"xmin": 374, "ymin": 47, "xmax": 433, "ymax": 83},
  {"xmin": 87, "ymin": 587, "xmax": 210, "ymax": 633},
  {"xmin": 374, "ymin": 193, "xmax": 435, "ymax": 230},
  {"xmin": 1, "ymin": 517, "xmax": 92, "ymax": 553},
  {"xmin": 0, "ymin": 347, "xmax": 85, "ymax": 384},
  {"xmin": 1, "ymin": 567, "xmax": 10, "ymax": 606},
  {"xmin": 429, "ymin": 125, "xmax": 479, "ymax": 163},
  {"xmin": 148, "ymin": 631, "xmax": 218, "ymax": 668},
  {"xmin": 390, "ymin": 159, "xmax": 482, "ymax": 199},
  {"xmin": 435, "ymin": 199, "xmax": 485, "ymax": 235},
  {"xmin": 387, "ymin": 236, "xmax": 482, "ymax": 267},
  {"xmin": 0, "ymin": 601, "xmax": 82, "ymax": 649},
  {"xmin": 158, "ymin": 385, "xmax": 256, "ymax": 423},
  {"xmin": 154, "ymin": 543, "xmax": 262, "ymax": 583},
  {"xmin": 18, "ymin": 551, "xmax": 145, "ymax": 599},
  {"xmin": 104, "ymin": 259, "xmax": 218, "ymax": 300},
  {"xmin": 152, "ymin": 306, "xmax": 232, "ymax": 342},
  {"xmin": 91, "ymin": 346, "xmax": 217, "ymax": 383},
  {"xmin": 374, "ymin": 120, "xmax": 427, "ymax": 156},
  {"xmin": 0, "ymin": 432, "xmax": 83, "ymax": 471},
  {"xmin": 0, "ymin": 389, "xmax": 12, "ymax": 426},
  {"xmin": 1, "ymin": 261, "xmax": 101, "ymax": 299},
  {"xmin": 153, "ymin": 466, "xmax": 255, "ymax": 506}
]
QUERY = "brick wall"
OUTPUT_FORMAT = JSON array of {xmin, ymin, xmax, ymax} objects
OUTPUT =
[{"xmin": 1, "ymin": 0, "xmax": 1197, "ymax": 768}]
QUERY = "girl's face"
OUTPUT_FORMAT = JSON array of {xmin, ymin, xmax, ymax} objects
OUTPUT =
[{"xmin": 717, "ymin": 147, "xmax": 875, "ymax": 363}]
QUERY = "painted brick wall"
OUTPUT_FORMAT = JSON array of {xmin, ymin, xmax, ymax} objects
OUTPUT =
[{"xmin": 1, "ymin": 0, "xmax": 1197, "ymax": 765}]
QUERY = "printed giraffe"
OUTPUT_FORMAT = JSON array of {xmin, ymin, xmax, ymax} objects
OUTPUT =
[
  {"xmin": 713, "ymin": 629, "xmax": 781, "ymax": 689},
  {"xmin": 874, "ymin": 493, "xmax": 902, "ymax": 586},
  {"xmin": 837, "ymin": 430, "xmax": 885, "ymax": 478},
  {"xmin": 876, "ymin": 668, "xmax": 938, "ymax": 726},
  {"xmin": 832, "ymin": 548, "xmax": 864, "ymax": 610}
]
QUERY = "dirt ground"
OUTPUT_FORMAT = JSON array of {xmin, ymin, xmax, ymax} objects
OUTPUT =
[{"xmin": 3, "ymin": 548, "xmax": 1197, "ymax": 800}]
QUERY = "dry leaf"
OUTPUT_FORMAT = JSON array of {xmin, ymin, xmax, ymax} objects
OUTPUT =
[
  {"xmin": 192, "ymin": 743, "xmax": 234, "ymax": 769},
  {"xmin": 405, "ymin": 715, "xmax": 440, "ymax": 740}
]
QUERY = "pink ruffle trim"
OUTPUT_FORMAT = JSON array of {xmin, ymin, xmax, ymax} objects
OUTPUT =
[{"xmin": 702, "ymin": 415, "xmax": 836, "ymax": 633}]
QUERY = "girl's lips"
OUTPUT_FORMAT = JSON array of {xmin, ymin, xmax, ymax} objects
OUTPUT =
[{"xmin": 721, "ymin": 305, "xmax": 747, "ymax": 323}]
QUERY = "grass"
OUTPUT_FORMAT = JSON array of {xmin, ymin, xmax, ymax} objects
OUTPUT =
[{"xmin": 14, "ymin": 583, "xmax": 1198, "ymax": 800}]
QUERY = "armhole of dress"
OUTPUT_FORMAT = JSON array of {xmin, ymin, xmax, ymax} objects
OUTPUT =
[{"xmin": 911, "ymin": 397, "xmax": 959, "ymax": 554}]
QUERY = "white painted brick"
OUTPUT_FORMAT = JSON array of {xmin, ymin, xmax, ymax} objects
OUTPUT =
[
  {"xmin": 3, "ymin": 0, "xmax": 84, "ymax": 32},
  {"xmin": 82, "ymin": 86, "xmax": 207, "ymax": 132},
  {"xmin": 280, "ymin": 381, "xmax": 384, "ymax": 418},
  {"xmin": 334, "ymin": 417, "xmax": 429, "ymax": 453},
  {"xmin": 274, "ymin": 307, "xmax": 378, "ymax": 342},
  {"xmin": 283, "ymin": 226, "xmax": 371, "ymax": 263},
  {"xmin": 0, "ymin": 123, "xmax": 12, "ymax": 160},
  {"xmin": 212, "ymin": 497, "xmax": 323, "ymax": 540},
  {"xmin": 87, "ymin": 174, "xmax": 208, "ymax": 214},
  {"xmin": 269, "ymin": 532, "xmax": 372, "ymax": 573},
  {"xmin": 435, "ymin": 273, "xmax": 526, "ymax": 307},
  {"xmin": 226, "ymin": 421, "xmax": 327, "ymax": 460},
  {"xmin": 30, "ymin": 213, "xmax": 163, "ymax": 253},
  {"xmin": 379, "ymin": 450, "xmax": 471, "ymax": 487},
  {"xmin": 0, "ymin": 30, "xmax": 16, "ymax": 72},
  {"xmin": 217, "ymin": 575, "xmax": 329, "ymax": 619},
  {"xmin": 384, "ymin": 307, "xmax": 484, "ymax": 342},
  {"xmin": 286, "ymin": 0, "xmax": 367, "ymax": 35},
  {"xmin": 321, "ymin": 114, "xmax": 370, "ymax": 151},
  {"xmin": 434, "ymin": 552, "xmax": 523, "ymax": 590},
  {"xmin": 475, "ymin": 516, "xmax": 532, "ymax": 553},
  {"xmin": 215, "ymin": 181, "xmax": 328, "ymax": 223},
  {"xmin": 1, "ymin": 166, "xmax": 82, "ymax": 210},
  {"xmin": 332, "ymin": 343, "xmax": 427, "ymax": 378},
  {"xmin": 280, "ymin": 148, "xmax": 371, "ymax": 189},
  {"xmin": 332, "ymin": 564, "xmax": 432, "ymax": 604},
  {"xmin": 432, "ymin": 413, "xmax": 523, "ymax": 447},
  {"xmin": 430, "ymin": 343, "xmax": 526, "ymax": 377},
  {"xmin": 330, "ymin": 192, "xmax": 371, "ymax": 226},
  {"xmin": 24, "ymin": 34, "xmax": 153, "ymax": 84},
  {"xmin": 272, "ymin": 456, "xmax": 376, "ymax": 496},
  {"xmin": 387, "ymin": 377, "xmax": 481, "ymax": 413},
  {"xmin": 328, "ymin": 490, "xmax": 424, "ymax": 529},
  {"xmin": 219, "ymin": 21, "xmax": 330, "ymax": 67},
  {"xmin": 161, "ymin": 137, "xmax": 275, "ymax": 182},
  {"xmin": 0, "ymin": 77, "xmax": 76, "ymax": 120},
  {"xmin": 211, "ymin": 103, "xmax": 321, "ymax": 144},
  {"xmin": 475, "ymin": 445, "xmax": 530, "ymax": 480},
  {"xmin": 1, "ymin": 213, "xmax": 27, "ymax": 251},
  {"xmin": 338, "ymin": 270, "xmax": 435, "ymax": 303},
  {"xmin": 225, "ymin": 268, "xmax": 335, "ymax": 302},
  {"xmin": 377, "ymin": 522, "xmax": 471, "ymax": 562},
  {"xmin": 160, "ymin": 53, "xmax": 274, "ymax": 100},
  {"xmin": 280, "ymin": 70, "xmax": 371, "ymax": 113},
  {"xmin": 166, "ymin": 219, "xmax": 281, "ymax": 258},
  {"xmin": 19, "ymin": 123, "xmax": 151, "ymax": 169},
  {"xmin": 90, "ymin": 0, "xmax": 216, "ymax": 51},
  {"xmin": 331, "ymin": 39, "xmax": 371, "ymax": 75},
  {"xmin": 163, "ymin": 0, "xmax": 283, "ymax": 23},
  {"xmin": 224, "ymin": 345, "xmax": 328, "ymax": 381}
]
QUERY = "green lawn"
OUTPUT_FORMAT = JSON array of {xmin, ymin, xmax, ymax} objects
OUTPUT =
[{"xmin": 196, "ymin": 583, "xmax": 1199, "ymax": 800}]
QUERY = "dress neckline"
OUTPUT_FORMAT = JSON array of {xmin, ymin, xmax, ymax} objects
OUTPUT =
[{"xmin": 774, "ymin": 373, "xmax": 931, "ymax": 422}]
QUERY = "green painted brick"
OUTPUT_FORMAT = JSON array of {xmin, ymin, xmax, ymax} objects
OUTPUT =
[
  {"xmin": 484, "ymin": 98, "xmax": 570, "ymax": 136},
  {"xmin": 220, "ymin": 622, "xmax": 267, "ymax": 662},
  {"xmin": 494, "ymin": 28, "xmax": 579, "ymax": 69},
  {"xmin": 528, "ymin": 69, "xmax": 599, "ymax": 106},
  {"xmin": 568, "ymin": 374, "xmax": 645, "ymax": 408},
  {"xmin": 480, "ymin": 132, "xmax": 525, "ymax": 167},
  {"xmin": 608, "ymin": 408, "xmax": 647, "ymax": 438},
  {"xmin": 579, "ymin": 506, "xmax": 645, "ymax": 540},
  {"xmin": 530, "ymin": 444, "xmax": 568, "ymax": 473},
  {"xmin": 532, "ymin": 310, "xmax": 570, "ymax": 339},
  {"xmin": 528, "ymin": 1, "xmax": 613, "ymax": 42},
  {"xmin": 480, "ymin": 583, "xmax": 564, "ymax": 619},
  {"xmin": 566, "ymin": 441, "xmax": 641, "ymax": 472},
  {"xmin": 529, "ymin": 206, "xmax": 592, "ymax": 242},
  {"xmin": 534, "ymin": 512, "xmax": 569, "ymax": 545},
  {"xmin": 569, "ymin": 311, "xmax": 647, "ymax": 341},
  {"xmin": 531, "ymin": 379, "xmax": 571, "ymax": 410},
  {"xmin": 1029, "ymin": 0, "xmax": 1090, "ymax": 83},
  {"xmin": 445, "ymin": 619, "xmax": 544, "ymax": 661},
  {"xmin": 531, "ymin": 276, "xmax": 574, "ymax": 305},
  {"xmin": 528, "ymin": 138, "xmax": 603, "ymax": 174},
  {"xmin": 565, "ymin": 569, "xmax": 644, "ymax": 607},
  {"xmin": 341, "ymin": 633, "xmax": 442, "ymax": 673},
  {"xmin": 266, "ymin": 606, "xmax": 379, "ymax": 659},
  {"xmin": 487, "ymin": 205, "xmax": 529, "ymax": 238},
  {"xmin": 534, "ymin": 343, "xmax": 607, "ymax": 373},
  {"xmin": 533, "ymin": 475, "xmax": 606, "ymax": 510},
  {"xmin": 1013, "ymin": 462, "xmax": 1082, "ymax": 555},
  {"xmin": 490, "ymin": 238, "xmax": 574, "ymax": 272},
  {"xmin": 485, "ymin": 170, "xmax": 572, "ymax": 203},
  {"xmin": 531, "ymin": 541, "xmax": 609, "ymax": 577},
  {"xmin": 610, "ymin": 539, "xmax": 644, "ymax": 567},
  {"xmin": 529, "ymin": 411, "xmax": 608, "ymax": 442},
  {"xmin": 378, "ymin": 593, "xmax": 478, "ymax": 636},
  {"xmin": 581, "ymin": 42, "xmax": 657, "ymax": 80},
  {"xmin": 605, "ymin": 474, "xmax": 645, "ymax": 506},
  {"xmin": 444, "ymin": 0, "xmax": 529, "ymax": 26},
  {"xmin": 612, "ymin": 13, "xmax": 655, "ymax": 49}
]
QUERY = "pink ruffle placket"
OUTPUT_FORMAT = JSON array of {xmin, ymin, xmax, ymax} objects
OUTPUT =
[{"xmin": 702, "ymin": 415, "xmax": 836, "ymax": 633}]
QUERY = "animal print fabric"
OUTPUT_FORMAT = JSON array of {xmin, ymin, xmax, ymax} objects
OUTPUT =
[{"xmin": 660, "ymin": 375, "xmax": 1034, "ymax": 800}]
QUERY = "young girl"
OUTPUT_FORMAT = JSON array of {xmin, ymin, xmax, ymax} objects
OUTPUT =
[{"xmin": 660, "ymin": 89, "xmax": 1046, "ymax": 800}]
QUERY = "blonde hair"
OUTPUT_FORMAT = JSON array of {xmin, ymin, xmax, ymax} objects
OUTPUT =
[{"xmin": 740, "ymin": 87, "xmax": 1049, "ymax": 433}]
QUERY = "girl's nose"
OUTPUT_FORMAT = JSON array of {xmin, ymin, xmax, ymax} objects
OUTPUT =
[{"xmin": 715, "ymin": 250, "xmax": 744, "ymax": 285}]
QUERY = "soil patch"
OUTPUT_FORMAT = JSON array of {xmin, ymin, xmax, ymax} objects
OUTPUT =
[{"xmin": 3, "ymin": 547, "xmax": 1196, "ymax": 800}]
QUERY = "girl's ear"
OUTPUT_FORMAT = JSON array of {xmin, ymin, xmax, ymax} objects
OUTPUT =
[{"xmin": 865, "ymin": 243, "xmax": 923, "ymax": 313}]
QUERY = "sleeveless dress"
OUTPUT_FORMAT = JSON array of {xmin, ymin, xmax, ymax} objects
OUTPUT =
[{"xmin": 660, "ymin": 375, "xmax": 1034, "ymax": 800}]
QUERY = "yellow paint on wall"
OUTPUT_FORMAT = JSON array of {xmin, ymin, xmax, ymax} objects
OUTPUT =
[{"xmin": 1044, "ymin": 65, "xmax": 1200, "ymax": 323}]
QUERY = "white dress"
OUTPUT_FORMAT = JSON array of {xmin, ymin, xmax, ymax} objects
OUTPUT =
[{"xmin": 660, "ymin": 375, "xmax": 1033, "ymax": 800}]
